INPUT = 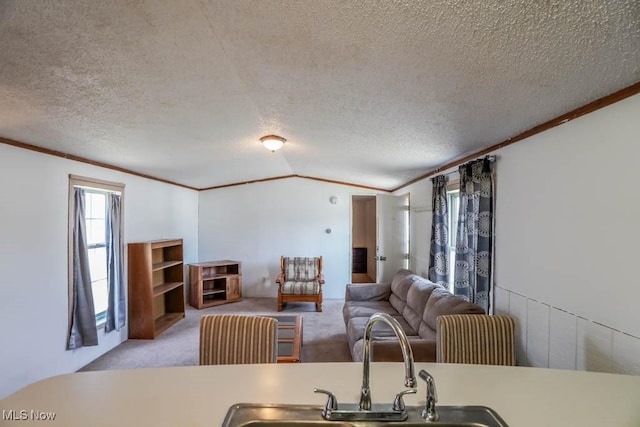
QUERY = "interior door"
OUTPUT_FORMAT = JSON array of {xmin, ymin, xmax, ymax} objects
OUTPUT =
[{"xmin": 376, "ymin": 193, "xmax": 409, "ymax": 283}]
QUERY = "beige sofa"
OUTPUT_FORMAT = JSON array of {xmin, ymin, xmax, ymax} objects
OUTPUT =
[{"xmin": 343, "ymin": 269, "xmax": 485, "ymax": 362}]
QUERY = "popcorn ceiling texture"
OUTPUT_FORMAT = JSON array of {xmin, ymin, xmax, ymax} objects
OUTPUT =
[{"xmin": 0, "ymin": 0, "xmax": 638, "ymax": 189}]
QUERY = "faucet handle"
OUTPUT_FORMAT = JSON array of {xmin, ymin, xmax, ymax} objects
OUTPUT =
[
  {"xmin": 314, "ymin": 388, "xmax": 338, "ymax": 414},
  {"xmin": 392, "ymin": 388, "xmax": 417, "ymax": 411}
]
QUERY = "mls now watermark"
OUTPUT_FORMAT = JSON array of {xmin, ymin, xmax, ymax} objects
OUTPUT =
[{"xmin": 3, "ymin": 409, "xmax": 56, "ymax": 421}]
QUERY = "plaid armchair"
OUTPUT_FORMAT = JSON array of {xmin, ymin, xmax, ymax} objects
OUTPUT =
[{"xmin": 276, "ymin": 256, "xmax": 324, "ymax": 312}]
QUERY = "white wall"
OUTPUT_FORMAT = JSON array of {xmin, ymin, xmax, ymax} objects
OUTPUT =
[
  {"xmin": 0, "ymin": 144, "xmax": 199, "ymax": 398},
  {"xmin": 198, "ymin": 178, "xmax": 378, "ymax": 299},
  {"xmin": 403, "ymin": 93, "xmax": 640, "ymax": 375},
  {"xmin": 493, "ymin": 93, "xmax": 640, "ymax": 374}
]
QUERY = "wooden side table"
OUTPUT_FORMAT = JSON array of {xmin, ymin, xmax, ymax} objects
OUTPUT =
[{"xmin": 188, "ymin": 260, "xmax": 242, "ymax": 309}]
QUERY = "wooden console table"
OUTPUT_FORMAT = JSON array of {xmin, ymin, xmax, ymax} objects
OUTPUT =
[{"xmin": 188, "ymin": 260, "xmax": 242, "ymax": 309}]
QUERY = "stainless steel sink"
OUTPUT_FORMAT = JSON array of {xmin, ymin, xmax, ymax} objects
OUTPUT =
[
  {"xmin": 222, "ymin": 404, "xmax": 349, "ymax": 427},
  {"xmin": 222, "ymin": 403, "xmax": 509, "ymax": 427}
]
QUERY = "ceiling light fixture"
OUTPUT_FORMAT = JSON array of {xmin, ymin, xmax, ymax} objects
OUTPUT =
[{"xmin": 260, "ymin": 134, "xmax": 286, "ymax": 153}]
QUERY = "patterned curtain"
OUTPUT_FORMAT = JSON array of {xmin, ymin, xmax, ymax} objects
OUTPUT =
[
  {"xmin": 453, "ymin": 158, "xmax": 494, "ymax": 313},
  {"xmin": 428, "ymin": 175, "xmax": 449, "ymax": 287}
]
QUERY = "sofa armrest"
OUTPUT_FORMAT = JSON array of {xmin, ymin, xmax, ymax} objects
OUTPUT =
[
  {"xmin": 345, "ymin": 283, "xmax": 391, "ymax": 302},
  {"xmin": 275, "ymin": 273, "xmax": 285, "ymax": 285}
]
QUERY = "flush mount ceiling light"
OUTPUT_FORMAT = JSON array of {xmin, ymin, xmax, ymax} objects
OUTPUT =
[{"xmin": 260, "ymin": 134, "xmax": 286, "ymax": 153}]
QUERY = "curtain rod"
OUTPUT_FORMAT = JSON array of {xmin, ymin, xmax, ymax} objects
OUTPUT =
[{"xmin": 432, "ymin": 155, "xmax": 497, "ymax": 179}]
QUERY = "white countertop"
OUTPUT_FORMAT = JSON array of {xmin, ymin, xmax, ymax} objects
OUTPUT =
[{"xmin": 1, "ymin": 362, "xmax": 639, "ymax": 426}]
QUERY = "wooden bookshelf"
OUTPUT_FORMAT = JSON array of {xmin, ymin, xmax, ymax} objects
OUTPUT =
[{"xmin": 128, "ymin": 239, "xmax": 185, "ymax": 339}]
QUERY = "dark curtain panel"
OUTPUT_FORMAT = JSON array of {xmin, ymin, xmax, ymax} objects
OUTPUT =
[
  {"xmin": 67, "ymin": 188, "xmax": 98, "ymax": 349},
  {"xmin": 105, "ymin": 193, "xmax": 125, "ymax": 333},
  {"xmin": 454, "ymin": 158, "xmax": 494, "ymax": 313},
  {"xmin": 428, "ymin": 175, "xmax": 450, "ymax": 287}
]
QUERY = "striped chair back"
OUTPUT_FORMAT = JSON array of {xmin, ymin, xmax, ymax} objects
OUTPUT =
[
  {"xmin": 199, "ymin": 315, "xmax": 277, "ymax": 365},
  {"xmin": 283, "ymin": 257, "xmax": 320, "ymax": 281},
  {"xmin": 436, "ymin": 314, "xmax": 516, "ymax": 366}
]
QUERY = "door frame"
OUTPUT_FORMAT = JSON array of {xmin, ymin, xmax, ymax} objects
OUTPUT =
[
  {"xmin": 350, "ymin": 194, "xmax": 377, "ymax": 283},
  {"xmin": 349, "ymin": 192, "xmax": 411, "ymax": 283}
]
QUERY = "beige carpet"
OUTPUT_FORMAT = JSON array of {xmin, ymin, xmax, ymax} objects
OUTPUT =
[{"xmin": 79, "ymin": 297, "xmax": 351, "ymax": 371}]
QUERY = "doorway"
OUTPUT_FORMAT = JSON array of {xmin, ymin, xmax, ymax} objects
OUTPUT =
[
  {"xmin": 351, "ymin": 195, "xmax": 376, "ymax": 283},
  {"xmin": 350, "ymin": 193, "xmax": 410, "ymax": 284}
]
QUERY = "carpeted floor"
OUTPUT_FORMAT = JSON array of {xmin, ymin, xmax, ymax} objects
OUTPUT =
[{"xmin": 79, "ymin": 297, "xmax": 351, "ymax": 371}]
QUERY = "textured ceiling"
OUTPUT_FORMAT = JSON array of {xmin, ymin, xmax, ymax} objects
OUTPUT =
[{"xmin": 1, "ymin": 1, "xmax": 639, "ymax": 190}]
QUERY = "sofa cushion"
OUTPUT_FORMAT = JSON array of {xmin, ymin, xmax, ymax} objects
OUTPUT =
[
  {"xmin": 402, "ymin": 280, "xmax": 441, "ymax": 332},
  {"xmin": 342, "ymin": 301, "xmax": 397, "ymax": 325},
  {"xmin": 345, "ymin": 283, "xmax": 391, "ymax": 302},
  {"xmin": 280, "ymin": 281, "xmax": 320, "ymax": 295},
  {"xmin": 421, "ymin": 288, "xmax": 485, "ymax": 332},
  {"xmin": 346, "ymin": 315, "xmax": 417, "ymax": 349},
  {"xmin": 389, "ymin": 270, "xmax": 420, "ymax": 314}
]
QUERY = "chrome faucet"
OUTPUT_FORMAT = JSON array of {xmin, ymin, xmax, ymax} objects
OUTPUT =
[
  {"xmin": 419, "ymin": 369, "xmax": 439, "ymax": 421},
  {"xmin": 314, "ymin": 312, "xmax": 417, "ymax": 422},
  {"xmin": 358, "ymin": 312, "xmax": 417, "ymax": 410}
]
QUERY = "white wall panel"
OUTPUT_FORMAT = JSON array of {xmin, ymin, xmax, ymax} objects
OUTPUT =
[
  {"xmin": 576, "ymin": 318, "xmax": 613, "ymax": 373},
  {"xmin": 508, "ymin": 293, "xmax": 528, "ymax": 366},
  {"xmin": 612, "ymin": 332, "xmax": 640, "ymax": 376},
  {"xmin": 497, "ymin": 288, "xmax": 640, "ymax": 375},
  {"xmin": 526, "ymin": 300, "xmax": 550, "ymax": 368},
  {"xmin": 493, "ymin": 286, "xmax": 510, "ymax": 316},
  {"xmin": 549, "ymin": 307, "xmax": 577, "ymax": 370}
]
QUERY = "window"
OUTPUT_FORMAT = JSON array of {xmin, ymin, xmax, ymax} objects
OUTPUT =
[
  {"xmin": 446, "ymin": 183, "xmax": 460, "ymax": 291},
  {"xmin": 68, "ymin": 176, "xmax": 124, "ymax": 327},
  {"xmin": 85, "ymin": 190, "xmax": 109, "ymax": 324}
]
